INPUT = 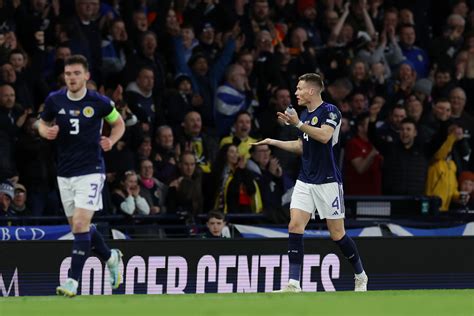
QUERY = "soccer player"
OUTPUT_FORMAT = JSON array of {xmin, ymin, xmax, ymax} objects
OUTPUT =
[
  {"xmin": 252, "ymin": 73, "xmax": 368, "ymax": 292},
  {"xmin": 38, "ymin": 55, "xmax": 126, "ymax": 297}
]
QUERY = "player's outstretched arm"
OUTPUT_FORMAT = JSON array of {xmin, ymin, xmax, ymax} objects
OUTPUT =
[
  {"xmin": 251, "ymin": 138, "xmax": 303, "ymax": 155},
  {"xmin": 37, "ymin": 119, "xmax": 59, "ymax": 140}
]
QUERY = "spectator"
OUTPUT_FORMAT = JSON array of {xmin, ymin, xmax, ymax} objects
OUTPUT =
[
  {"xmin": 430, "ymin": 14, "xmax": 465, "ymax": 71},
  {"xmin": 138, "ymin": 159, "xmax": 167, "ymax": 214},
  {"xmin": 111, "ymin": 170, "xmax": 150, "ymax": 216},
  {"xmin": 176, "ymin": 111, "xmax": 218, "ymax": 174},
  {"xmin": 214, "ymin": 64, "xmax": 253, "ymax": 136},
  {"xmin": 258, "ymin": 87, "xmax": 300, "ymax": 180},
  {"xmin": 68, "ymin": 0, "xmax": 103, "ymax": 82},
  {"xmin": 431, "ymin": 67, "xmax": 455, "ymax": 100},
  {"xmin": 101, "ymin": 18, "xmax": 134, "ymax": 82},
  {"xmin": 0, "ymin": 180, "xmax": 15, "ymax": 216},
  {"xmin": 173, "ymin": 26, "xmax": 236, "ymax": 127},
  {"xmin": 452, "ymin": 171, "xmax": 474, "ymax": 210},
  {"xmin": 1, "ymin": 62, "xmax": 34, "ymax": 110},
  {"xmin": 220, "ymin": 111, "xmax": 257, "ymax": 160},
  {"xmin": 11, "ymin": 183, "xmax": 29, "ymax": 215},
  {"xmin": 252, "ymin": 30, "xmax": 284, "ymax": 107},
  {"xmin": 164, "ymin": 74, "xmax": 203, "ymax": 130},
  {"xmin": 247, "ymin": 144, "xmax": 289, "ymax": 223},
  {"xmin": 15, "ymin": 114, "xmax": 60, "ymax": 216},
  {"xmin": 398, "ymin": 23, "xmax": 430, "ymax": 78},
  {"xmin": 152, "ymin": 126, "xmax": 179, "ymax": 184},
  {"xmin": 125, "ymin": 66, "xmax": 165, "ymax": 134},
  {"xmin": 209, "ymin": 144, "xmax": 262, "ymax": 213},
  {"xmin": 167, "ymin": 152, "xmax": 204, "ymax": 216},
  {"xmin": 369, "ymin": 114, "xmax": 430, "ymax": 196},
  {"xmin": 376, "ymin": 105, "xmax": 407, "ymax": 143},
  {"xmin": 344, "ymin": 112, "xmax": 383, "ymax": 195},
  {"xmin": 0, "ymin": 84, "xmax": 29, "ymax": 178},
  {"xmin": 200, "ymin": 210, "xmax": 230, "ymax": 238},
  {"xmin": 426, "ymin": 125, "xmax": 465, "ymax": 211}
]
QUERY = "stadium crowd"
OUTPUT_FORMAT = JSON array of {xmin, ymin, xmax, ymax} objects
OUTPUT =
[{"xmin": 1, "ymin": 0, "xmax": 474, "ymax": 227}]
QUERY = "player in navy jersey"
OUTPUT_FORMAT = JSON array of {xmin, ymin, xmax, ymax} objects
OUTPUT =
[
  {"xmin": 38, "ymin": 55, "xmax": 126, "ymax": 297},
  {"xmin": 252, "ymin": 73, "xmax": 368, "ymax": 292}
]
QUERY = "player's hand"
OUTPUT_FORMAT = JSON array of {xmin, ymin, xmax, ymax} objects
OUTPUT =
[
  {"xmin": 100, "ymin": 136, "xmax": 113, "ymax": 151},
  {"xmin": 45, "ymin": 125, "xmax": 59, "ymax": 140},
  {"xmin": 251, "ymin": 138, "xmax": 275, "ymax": 146},
  {"xmin": 277, "ymin": 110, "xmax": 299, "ymax": 126}
]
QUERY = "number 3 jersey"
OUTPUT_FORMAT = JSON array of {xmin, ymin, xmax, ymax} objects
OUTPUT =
[
  {"xmin": 40, "ymin": 89, "xmax": 115, "ymax": 177},
  {"xmin": 298, "ymin": 102, "xmax": 342, "ymax": 185}
]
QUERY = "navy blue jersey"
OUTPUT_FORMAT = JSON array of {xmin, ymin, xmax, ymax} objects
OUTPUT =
[
  {"xmin": 297, "ymin": 102, "xmax": 342, "ymax": 184},
  {"xmin": 41, "ymin": 89, "xmax": 115, "ymax": 177}
]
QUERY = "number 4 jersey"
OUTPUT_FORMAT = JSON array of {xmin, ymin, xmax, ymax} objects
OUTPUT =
[
  {"xmin": 298, "ymin": 102, "xmax": 343, "ymax": 185},
  {"xmin": 41, "ymin": 89, "xmax": 115, "ymax": 177}
]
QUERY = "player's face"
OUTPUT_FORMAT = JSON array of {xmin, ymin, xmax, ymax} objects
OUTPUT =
[
  {"xmin": 207, "ymin": 218, "xmax": 225, "ymax": 237},
  {"xmin": 64, "ymin": 64, "xmax": 90, "ymax": 93},
  {"xmin": 295, "ymin": 80, "xmax": 315, "ymax": 106}
]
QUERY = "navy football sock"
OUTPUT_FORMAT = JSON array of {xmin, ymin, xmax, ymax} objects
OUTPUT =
[
  {"xmin": 69, "ymin": 232, "xmax": 91, "ymax": 281},
  {"xmin": 90, "ymin": 225, "xmax": 112, "ymax": 262},
  {"xmin": 288, "ymin": 233, "xmax": 304, "ymax": 282},
  {"xmin": 335, "ymin": 234, "xmax": 364, "ymax": 274}
]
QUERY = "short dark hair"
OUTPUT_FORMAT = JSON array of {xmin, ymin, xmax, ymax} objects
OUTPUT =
[
  {"xmin": 207, "ymin": 210, "xmax": 225, "ymax": 221},
  {"xmin": 434, "ymin": 97, "xmax": 450, "ymax": 105},
  {"xmin": 64, "ymin": 55, "xmax": 89, "ymax": 71},
  {"xmin": 400, "ymin": 117, "xmax": 417, "ymax": 128},
  {"xmin": 298, "ymin": 73, "xmax": 325, "ymax": 91}
]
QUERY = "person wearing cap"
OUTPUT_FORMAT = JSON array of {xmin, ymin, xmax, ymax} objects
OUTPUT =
[
  {"xmin": 0, "ymin": 180, "xmax": 15, "ymax": 216},
  {"xmin": 413, "ymin": 78, "xmax": 433, "ymax": 105},
  {"xmin": 11, "ymin": 183, "xmax": 29, "ymax": 215}
]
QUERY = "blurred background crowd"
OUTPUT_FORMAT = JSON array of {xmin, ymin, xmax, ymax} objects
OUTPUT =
[{"xmin": 0, "ymin": 0, "xmax": 474, "ymax": 229}]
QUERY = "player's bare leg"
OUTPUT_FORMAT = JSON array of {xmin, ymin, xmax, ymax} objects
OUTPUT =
[
  {"xmin": 327, "ymin": 218, "xmax": 368, "ymax": 291},
  {"xmin": 275, "ymin": 209, "xmax": 311, "ymax": 292}
]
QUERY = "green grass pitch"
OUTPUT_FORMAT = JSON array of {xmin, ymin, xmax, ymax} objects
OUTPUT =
[{"xmin": 1, "ymin": 290, "xmax": 473, "ymax": 316}]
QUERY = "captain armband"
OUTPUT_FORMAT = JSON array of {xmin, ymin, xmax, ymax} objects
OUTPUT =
[{"xmin": 104, "ymin": 107, "xmax": 120, "ymax": 123}]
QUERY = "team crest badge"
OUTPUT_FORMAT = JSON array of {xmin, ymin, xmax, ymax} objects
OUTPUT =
[
  {"xmin": 83, "ymin": 106, "xmax": 94, "ymax": 118},
  {"xmin": 311, "ymin": 116, "xmax": 318, "ymax": 125}
]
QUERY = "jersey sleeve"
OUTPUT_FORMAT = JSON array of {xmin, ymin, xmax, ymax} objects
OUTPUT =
[
  {"xmin": 99, "ymin": 95, "xmax": 120, "ymax": 123},
  {"xmin": 40, "ymin": 95, "xmax": 57, "ymax": 122},
  {"xmin": 321, "ymin": 107, "xmax": 341, "ymax": 129}
]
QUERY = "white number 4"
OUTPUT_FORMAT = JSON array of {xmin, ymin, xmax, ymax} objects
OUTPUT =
[{"xmin": 70, "ymin": 118, "xmax": 79, "ymax": 135}]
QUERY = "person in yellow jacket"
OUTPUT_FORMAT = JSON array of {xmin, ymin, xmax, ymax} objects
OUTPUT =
[{"xmin": 425, "ymin": 125, "xmax": 465, "ymax": 211}]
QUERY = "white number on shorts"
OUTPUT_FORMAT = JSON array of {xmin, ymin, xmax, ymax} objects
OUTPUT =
[
  {"xmin": 303, "ymin": 133, "xmax": 309, "ymax": 141},
  {"xmin": 332, "ymin": 197, "xmax": 339, "ymax": 209},
  {"xmin": 70, "ymin": 118, "xmax": 80, "ymax": 135}
]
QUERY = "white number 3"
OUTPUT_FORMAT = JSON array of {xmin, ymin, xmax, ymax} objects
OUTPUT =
[{"xmin": 70, "ymin": 118, "xmax": 79, "ymax": 135}]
